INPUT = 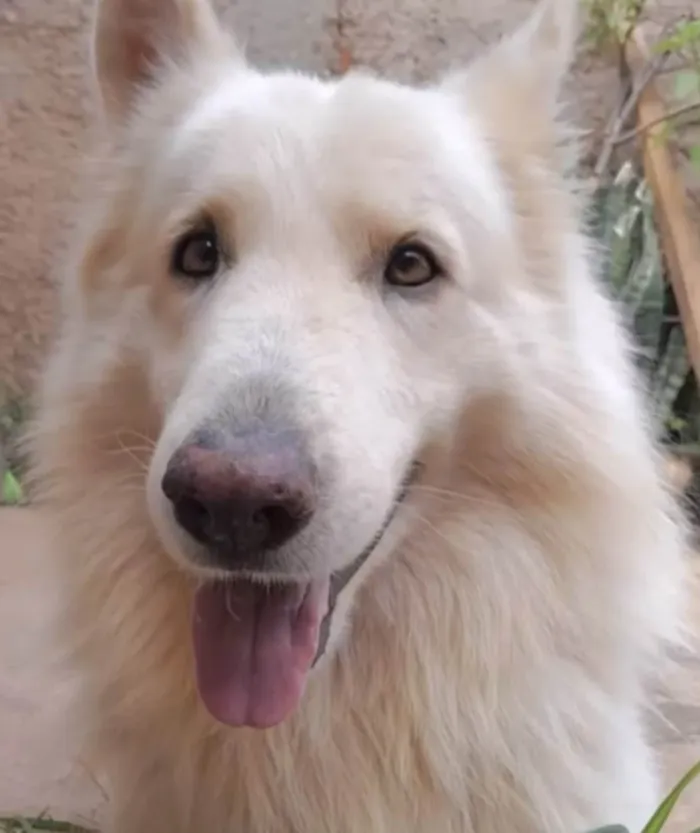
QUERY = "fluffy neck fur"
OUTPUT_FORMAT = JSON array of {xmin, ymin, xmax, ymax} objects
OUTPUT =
[{"xmin": 30, "ymin": 281, "xmax": 685, "ymax": 832}]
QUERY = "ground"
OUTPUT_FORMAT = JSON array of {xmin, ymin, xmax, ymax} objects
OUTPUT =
[{"xmin": 0, "ymin": 506, "xmax": 698, "ymax": 830}]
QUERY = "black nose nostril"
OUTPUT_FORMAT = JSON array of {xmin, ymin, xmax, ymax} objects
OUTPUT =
[
  {"xmin": 161, "ymin": 429, "xmax": 317, "ymax": 569},
  {"xmin": 254, "ymin": 503, "xmax": 304, "ymax": 551},
  {"xmin": 172, "ymin": 495, "xmax": 211, "ymax": 545},
  {"xmin": 250, "ymin": 506, "xmax": 271, "ymax": 538}
]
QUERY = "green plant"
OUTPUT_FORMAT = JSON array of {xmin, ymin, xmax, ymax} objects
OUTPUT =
[
  {"xmin": 592, "ymin": 160, "xmax": 698, "ymax": 445},
  {"xmin": 654, "ymin": 19, "xmax": 700, "ymax": 171},
  {"xmin": 587, "ymin": 758, "xmax": 700, "ymax": 832},
  {"xmin": 585, "ymin": 0, "xmax": 700, "ymax": 167},
  {"xmin": 583, "ymin": 0, "xmax": 646, "ymax": 48},
  {"xmin": 1, "ymin": 469, "xmax": 23, "ymax": 504},
  {"xmin": 0, "ymin": 390, "xmax": 27, "ymax": 505},
  {"xmin": 584, "ymin": 1, "xmax": 700, "ymax": 454}
]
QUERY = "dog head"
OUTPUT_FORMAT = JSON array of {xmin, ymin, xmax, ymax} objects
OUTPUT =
[{"xmin": 85, "ymin": 0, "xmax": 578, "ymax": 728}]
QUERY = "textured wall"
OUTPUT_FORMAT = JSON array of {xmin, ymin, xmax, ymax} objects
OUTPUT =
[{"xmin": 0, "ymin": 0, "xmax": 618, "ymax": 393}]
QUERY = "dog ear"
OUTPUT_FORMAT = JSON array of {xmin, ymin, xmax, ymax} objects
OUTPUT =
[
  {"xmin": 444, "ymin": 0, "xmax": 578, "ymax": 123},
  {"xmin": 92, "ymin": 0, "xmax": 236, "ymax": 121}
]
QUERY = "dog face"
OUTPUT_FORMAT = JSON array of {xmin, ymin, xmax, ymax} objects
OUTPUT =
[{"xmin": 85, "ymin": 0, "xmax": 576, "ymax": 727}]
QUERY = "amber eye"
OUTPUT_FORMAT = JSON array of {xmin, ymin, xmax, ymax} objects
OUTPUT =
[
  {"xmin": 384, "ymin": 243, "xmax": 441, "ymax": 288},
  {"xmin": 171, "ymin": 229, "xmax": 220, "ymax": 279}
]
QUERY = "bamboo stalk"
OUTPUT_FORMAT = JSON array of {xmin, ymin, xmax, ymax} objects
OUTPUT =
[{"xmin": 625, "ymin": 28, "xmax": 700, "ymax": 380}]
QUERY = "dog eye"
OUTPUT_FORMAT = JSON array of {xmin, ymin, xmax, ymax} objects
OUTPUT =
[
  {"xmin": 384, "ymin": 243, "xmax": 441, "ymax": 288},
  {"xmin": 171, "ymin": 229, "xmax": 220, "ymax": 279}
]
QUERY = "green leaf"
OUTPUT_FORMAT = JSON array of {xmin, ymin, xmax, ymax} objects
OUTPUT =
[
  {"xmin": 673, "ymin": 69, "xmax": 700, "ymax": 101},
  {"xmin": 689, "ymin": 144, "xmax": 700, "ymax": 171},
  {"xmin": 594, "ymin": 162, "xmax": 648, "ymax": 297},
  {"xmin": 642, "ymin": 759, "xmax": 700, "ymax": 832},
  {"xmin": 585, "ymin": 827, "xmax": 630, "ymax": 833},
  {"xmin": 651, "ymin": 328, "xmax": 690, "ymax": 429},
  {"xmin": 666, "ymin": 416, "xmax": 689, "ymax": 436},
  {"xmin": 1, "ymin": 470, "xmax": 23, "ymax": 505},
  {"xmin": 657, "ymin": 19, "xmax": 700, "ymax": 53},
  {"xmin": 619, "ymin": 191, "xmax": 663, "ymax": 317}
]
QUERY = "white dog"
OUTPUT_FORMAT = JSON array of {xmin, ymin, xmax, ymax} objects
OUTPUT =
[{"xmin": 30, "ymin": 0, "xmax": 687, "ymax": 830}]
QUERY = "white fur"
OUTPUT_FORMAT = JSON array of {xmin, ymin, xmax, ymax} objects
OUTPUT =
[{"xmin": 29, "ymin": 0, "xmax": 688, "ymax": 831}]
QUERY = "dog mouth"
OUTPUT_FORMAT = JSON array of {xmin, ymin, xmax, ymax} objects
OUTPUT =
[{"xmin": 191, "ymin": 462, "xmax": 419, "ymax": 729}]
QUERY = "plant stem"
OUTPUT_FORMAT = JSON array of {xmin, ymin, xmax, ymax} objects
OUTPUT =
[
  {"xmin": 595, "ymin": 51, "xmax": 666, "ymax": 178},
  {"xmin": 614, "ymin": 101, "xmax": 700, "ymax": 145}
]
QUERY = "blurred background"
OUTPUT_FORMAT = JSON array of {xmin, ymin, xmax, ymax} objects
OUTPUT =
[{"xmin": 0, "ymin": 0, "xmax": 624, "ymax": 395}]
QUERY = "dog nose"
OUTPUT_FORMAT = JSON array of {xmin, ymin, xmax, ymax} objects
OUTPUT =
[{"xmin": 161, "ymin": 429, "xmax": 317, "ymax": 566}]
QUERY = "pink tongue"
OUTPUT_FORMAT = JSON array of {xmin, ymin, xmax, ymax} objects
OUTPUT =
[{"xmin": 192, "ymin": 578, "xmax": 329, "ymax": 728}]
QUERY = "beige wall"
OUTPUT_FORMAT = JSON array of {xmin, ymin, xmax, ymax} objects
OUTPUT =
[{"xmin": 0, "ymin": 0, "xmax": 619, "ymax": 394}]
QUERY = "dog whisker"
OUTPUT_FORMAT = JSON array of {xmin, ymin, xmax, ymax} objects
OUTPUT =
[{"xmin": 408, "ymin": 484, "xmax": 505, "ymax": 511}]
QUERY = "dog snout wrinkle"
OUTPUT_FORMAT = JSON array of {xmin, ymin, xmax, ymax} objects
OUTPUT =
[{"xmin": 162, "ymin": 427, "xmax": 317, "ymax": 567}]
